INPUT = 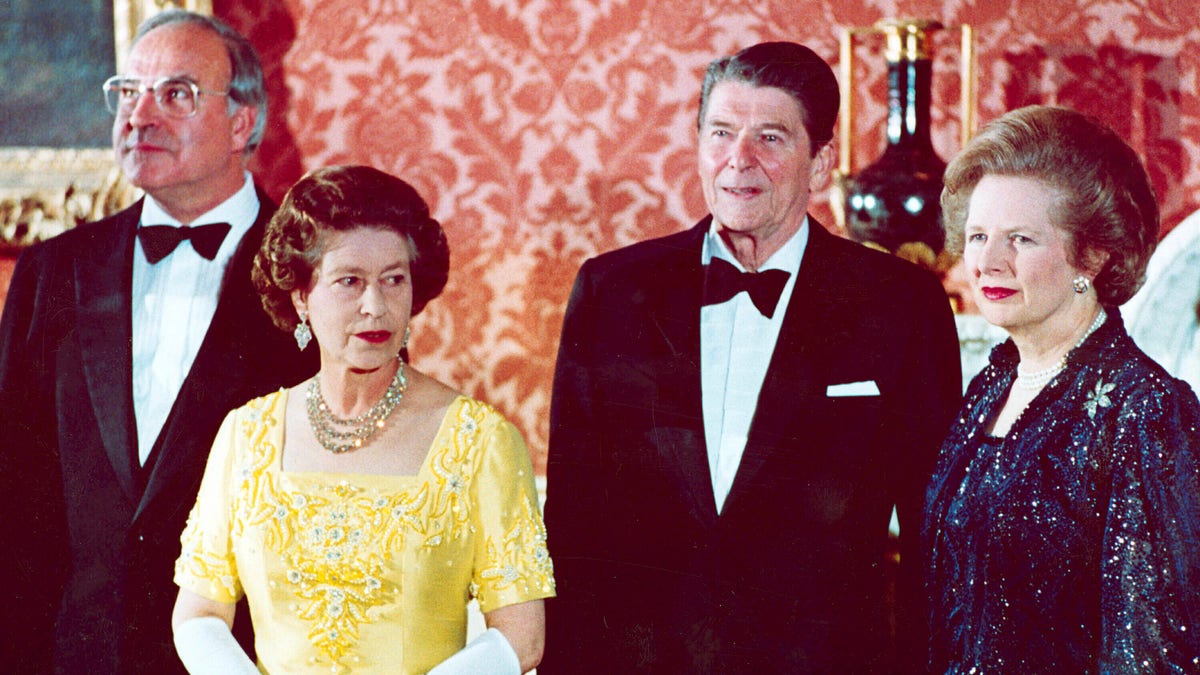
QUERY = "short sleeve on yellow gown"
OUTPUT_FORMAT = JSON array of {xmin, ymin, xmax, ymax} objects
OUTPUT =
[{"xmin": 174, "ymin": 391, "xmax": 555, "ymax": 674}]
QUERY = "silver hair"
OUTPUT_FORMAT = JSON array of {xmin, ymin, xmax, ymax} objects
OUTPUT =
[{"xmin": 133, "ymin": 10, "xmax": 268, "ymax": 152}]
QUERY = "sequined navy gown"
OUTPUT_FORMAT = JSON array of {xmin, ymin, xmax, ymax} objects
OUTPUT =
[{"xmin": 924, "ymin": 310, "xmax": 1200, "ymax": 673}]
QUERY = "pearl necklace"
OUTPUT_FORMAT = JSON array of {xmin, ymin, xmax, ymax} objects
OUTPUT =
[
  {"xmin": 1014, "ymin": 310, "xmax": 1105, "ymax": 391},
  {"xmin": 306, "ymin": 359, "xmax": 408, "ymax": 454}
]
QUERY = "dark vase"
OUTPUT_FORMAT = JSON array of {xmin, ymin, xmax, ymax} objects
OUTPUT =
[{"xmin": 841, "ymin": 20, "xmax": 947, "ymax": 256}]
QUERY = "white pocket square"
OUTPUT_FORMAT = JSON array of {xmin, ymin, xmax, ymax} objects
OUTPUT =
[{"xmin": 826, "ymin": 380, "xmax": 880, "ymax": 397}]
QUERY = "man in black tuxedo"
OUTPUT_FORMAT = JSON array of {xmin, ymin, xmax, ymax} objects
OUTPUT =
[
  {"xmin": 0, "ymin": 10, "xmax": 315, "ymax": 673},
  {"xmin": 542, "ymin": 42, "xmax": 962, "ymax": 673}
]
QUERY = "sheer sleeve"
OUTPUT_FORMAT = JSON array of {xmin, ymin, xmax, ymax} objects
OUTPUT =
[
  {"xmin": 468, "ymin": 405, "xmax": 555, "ymax": 614},
  {"xmin": 1100, "ymin": 380, "xmax": 1200, "ymax": 671},
  {"xmin": 174, "ymin": 408, "xmax": 245, "ymax": 604}
]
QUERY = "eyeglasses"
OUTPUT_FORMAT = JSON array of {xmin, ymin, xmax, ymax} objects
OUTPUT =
[{"xmin": 102, "ymin": 76, "xmax": 230, "ymax": 119}]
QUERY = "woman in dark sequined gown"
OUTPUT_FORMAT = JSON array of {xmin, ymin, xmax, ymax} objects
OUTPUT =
[{"xmin": 924, "ymin": 105, "xmax": 1200, "ymax": 673}]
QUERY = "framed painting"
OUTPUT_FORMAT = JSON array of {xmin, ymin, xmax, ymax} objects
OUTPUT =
[{"xmin": 0, "ymin": 0, "xmax": 212, "ymax": 251}]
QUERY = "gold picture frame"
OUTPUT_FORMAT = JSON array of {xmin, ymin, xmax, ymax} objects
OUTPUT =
[{"xmin": 0, "ymin": 0, "xmax": 212, "ymax": 251}]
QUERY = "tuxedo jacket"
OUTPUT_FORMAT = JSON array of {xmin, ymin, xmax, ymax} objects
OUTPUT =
[
  {"xmin": 0, "ymin": 194, "xmax": 317, "ymax": 674},
  {"xmin": 542, "ymin": 217, "xmax": 962, "ymax": 674}
]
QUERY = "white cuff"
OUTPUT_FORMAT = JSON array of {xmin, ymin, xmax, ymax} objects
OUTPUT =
[
  {"xmin": 428, "ymin": 627, "xmax": 521, "ymax": 675},
  {"xmin": 173, "ymin": 616, "xmax": 258, "ymax": 675}
]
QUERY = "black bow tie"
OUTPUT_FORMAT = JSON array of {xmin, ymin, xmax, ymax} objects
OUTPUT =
[
  {"xmin": 138, "ymin": 223, "xmax": 232, "ymax": 264},
  {"xmin": 702, "ymin": 257, "xmax": 791, "ymax": 318}
]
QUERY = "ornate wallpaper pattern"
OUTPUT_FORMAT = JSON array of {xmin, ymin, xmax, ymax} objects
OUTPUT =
[{"xmin": 207, "ymin": 0, "xmax": 1200, "ymax": 472}]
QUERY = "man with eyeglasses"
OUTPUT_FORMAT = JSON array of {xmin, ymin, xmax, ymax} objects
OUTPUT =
[{"xmin": 0, "ymin": 10, "xmax": 315, "ymax": 674}]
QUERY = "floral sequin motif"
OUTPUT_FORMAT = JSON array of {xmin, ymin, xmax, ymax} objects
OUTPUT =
[
  {"xmin": 1084, "ymin": 378, "xmax": 1115, "ymax": 419},
  {"xmin": 179, "ymin": 394, "xmax": 555, "ymax": 671},
  {"xmin": 257, "ymin": 482, "xmax": 409, "ymax": 662},
  {"xmin": 228, "ymin": 408, "xmax": 425, "ymax": 664},
  {"xmin": 175, "ymin": 521, "xmax": 242, "ymax": 602},
  {"xmin": 480, "ymin": 495, "xmax": 554, "ymax": 595},
  {"xmin": 243, "ymin": 427, "xmax": 475, "ymax": 664}
]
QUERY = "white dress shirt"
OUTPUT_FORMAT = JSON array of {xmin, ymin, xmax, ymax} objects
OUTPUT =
[
  {"xmin": 131, "ymin": 173, "xmax": 259, "ymax": 464},
  {"xmin": 701, "ymin": 218, "xmax": 809, "ymax": 514}
]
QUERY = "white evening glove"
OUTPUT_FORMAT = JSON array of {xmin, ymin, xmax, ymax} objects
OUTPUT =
[
  {"xmin": 427, "ymin": 627, "xmax": 522, "ymax": 675},
  {"xmin": 173, "ymin": 616, "xmax": 259, "ymax": 675}
]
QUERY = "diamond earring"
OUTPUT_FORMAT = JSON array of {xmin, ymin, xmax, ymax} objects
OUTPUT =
[
  {"xmin": 1072, "ymin": 276, "xmax": 1090, "ymax": 294},
  {"xmin": 293, "ymin": 312, "xmax": 312, "ymax": 350}
]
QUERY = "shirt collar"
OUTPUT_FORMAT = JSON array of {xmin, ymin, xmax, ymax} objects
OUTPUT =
[
  {"xmin": 702, "ymin": 215, "xmax": 809, "ymax": 274},
  {"xmin": 140, "ymin": 171, "xmax": 258, "ymax": 231}
]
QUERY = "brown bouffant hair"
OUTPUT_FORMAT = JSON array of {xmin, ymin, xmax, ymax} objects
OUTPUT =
[
  {"xmin": 941, "ymin": 105, "xmax": 1159, "ymax": 306},
  {"xmin": 252, "ymin": 165, "xmax": 450, "ymax": 331}
]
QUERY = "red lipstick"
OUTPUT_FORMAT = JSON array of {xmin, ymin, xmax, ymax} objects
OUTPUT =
[
  {"xmin": 356, "ymin": 331, "xmax": 392, "ymax": 344},
  {"xmin": 980, "ymin": 286, "xmax": 1017, "ymax": 301}
]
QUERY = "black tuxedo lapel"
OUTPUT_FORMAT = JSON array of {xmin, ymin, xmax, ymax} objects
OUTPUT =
[
  {"xmin": 723, "ymin": 220, "xmax": 837, "ymax": 513},
  {"xmin": 74, "ymin": 205, "xmax": 141, "ymax": 503},
  {"xmin": 136, "ymin": 198, "xmax": 273, "ymax": 519},
  {"xmin": 646, "ymin": 222, "xmax": 717, "ymax": 521}
]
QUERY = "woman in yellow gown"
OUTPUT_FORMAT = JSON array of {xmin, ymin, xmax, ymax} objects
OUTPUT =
[{"xmin": 170, "ymin": 165, "xmax": 554, "ymax": 674}]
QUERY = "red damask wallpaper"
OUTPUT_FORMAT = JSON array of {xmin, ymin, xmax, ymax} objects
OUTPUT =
[
  {"xmin": 208, "ymin": 0, "xmax": 1200, "ymax": 473},
  {"xmin": 0, "ymin": 0, "xmax": 1178, "ymax": 474}
]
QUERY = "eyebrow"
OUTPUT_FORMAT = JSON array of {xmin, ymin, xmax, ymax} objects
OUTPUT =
[
  {"xmin": 757, "ymin": 123, "xmax": 793, "ymax": 135},
  {"xmin": 121, "ymin": 73, "xmax": 203, "ymax": 85},
  {"xmin": 325, "ymin": 261, "xmax": 409, "ymax": 276},
  {"xmin": 963, "ymin": 222, "xmax": 1043, "ymax": 236},
  {"xmin": 964, "ymin": 222, "xmax": 1000, "ymax": 232},
  {"xmin": 704, "ymin": 118, "xmax": 794, "ymax": 135}
]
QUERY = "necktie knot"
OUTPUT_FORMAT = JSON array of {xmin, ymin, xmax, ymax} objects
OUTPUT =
[
  {"xmin": 138, "ymin": 223, "xmax": 232, "ymax": 264},
  {"xmin": 702, "ymin": 257, "xmax": 790, "ymax": 318}
]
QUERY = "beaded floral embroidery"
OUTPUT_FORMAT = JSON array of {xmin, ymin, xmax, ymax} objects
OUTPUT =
[
  {"xmin": 176, "ymin": 394, "xmax": 554, "ymax": 669},
  {"xmin": 480, "ymin": 496, "xmax": 554, "ymax": 593}
]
